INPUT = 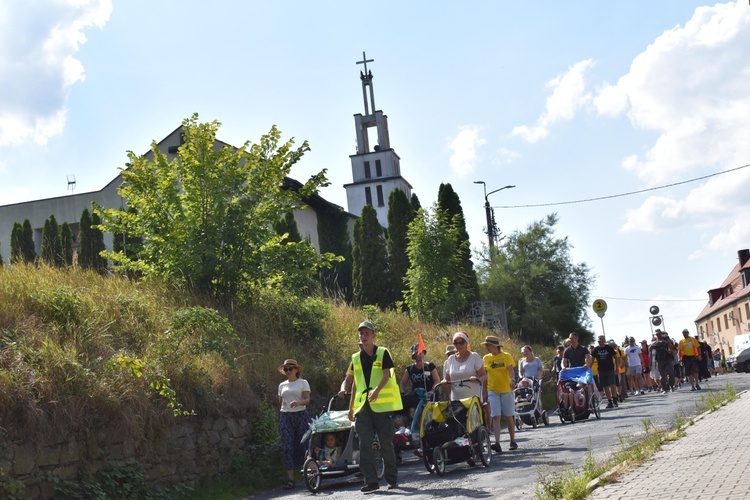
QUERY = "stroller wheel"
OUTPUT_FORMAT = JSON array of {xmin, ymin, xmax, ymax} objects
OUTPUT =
[
  {"xmin": 515, "ymin": 416, "xmax": 522, "ymax": 431},
  {"xmin": 542, "ymin": 410, "xmax": 549, "ymax": 426},
  {"xmin": 302, "ymin": 457, "xmax": 322, "ymax": 493},
  {"xmin": 433, "ymin": 447, "xmax": 446, "ymax": 476},
  {"xmin": 374, "ymin": 447, "xmax": 385, "ymax": 479},
  {"xmin": 531, "ymin": 416, "xmax": 538, "ymax": 429},
  {"xmin": 477, "ymin": 426, "xmax": 492, "ymax": 467}
]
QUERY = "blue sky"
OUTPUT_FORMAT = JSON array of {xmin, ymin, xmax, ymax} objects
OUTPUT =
[{"xmin": 2, "ymin": 1, "xmax": 749, "ymax": 344}]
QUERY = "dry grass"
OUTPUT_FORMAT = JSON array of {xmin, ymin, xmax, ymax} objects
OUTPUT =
[{"xmin": 0, "ymin": 264, "xmax": 558, "ymax": 446}]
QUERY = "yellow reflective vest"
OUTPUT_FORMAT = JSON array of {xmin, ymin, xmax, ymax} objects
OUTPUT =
[{"xmin": 352, "ymin": 347, "xmax": 403, "ymax": 415}]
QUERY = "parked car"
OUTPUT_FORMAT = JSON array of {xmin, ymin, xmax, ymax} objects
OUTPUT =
[{"xmin": 732, "ymin": 348, "xmax": 750, "ymax": 373}]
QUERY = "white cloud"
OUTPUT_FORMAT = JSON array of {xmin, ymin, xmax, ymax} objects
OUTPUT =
[
  {"xmin": 493, "ymin": 147, "xmax": 521, "ymax": 166},
  {"xmin": 610, "ymin": 1, "xmax": 750, "ymax": 239},
  {"xmin": 0, "ymin": 0, "xmax": 112, "ymax": 147},
  {"xmin": 447, "ymin": 125, "xmax": 486, "ymax": 178},
  {"xmin": 511, "ymin": 59, "xmax": 595, "ymax": 143}
]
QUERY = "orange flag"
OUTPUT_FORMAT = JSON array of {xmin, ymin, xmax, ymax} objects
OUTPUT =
[{"xmin": 418, "ymin": 333, "xmax": 426, "ymax": 356}]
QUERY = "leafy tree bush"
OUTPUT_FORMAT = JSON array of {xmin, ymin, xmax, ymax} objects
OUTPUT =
[
  {"xmin": 41, "ymin": 215, "xmax": 63, "ymax": 267},
  {"xmin": 98, "ymin": 114, "xmax": 335, "ymax": 303},
  {"xmin": 10, "ymin": 222, "xmax": 22, "ymax": 263},
  {"xmin": 317, "ymin": 205, "xmax": 352, "ymax": 301},
  {"xmin": 403, "ymin": 206, "xmax": 468, "ymax": 323},
  {"xmin": 79, "ymin": 208, "xmax": 107, "ymax": 272},
  {"xmin": 477, "ymin": 213, "xmax": 595, "ymax": 344}
]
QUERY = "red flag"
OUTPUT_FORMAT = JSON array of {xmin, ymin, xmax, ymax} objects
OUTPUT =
[{"xmin": 418, "ymin": 333, "xmax": 426, "ymax": 356}]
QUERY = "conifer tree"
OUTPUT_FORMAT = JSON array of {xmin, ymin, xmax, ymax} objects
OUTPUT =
[
  {"xmin": 60, "ymin": 222, "xmax": 74, "ymax": 266},
  {"xmin": 21, "ymin": 220, "xmax": 36, "ymax": 263},
  {"xmin": 410, "ymin": 193, "xmax": 422, "ymax": 214},
  {"xmin": 41, "ymin": 215, "xmax": 63, "ymax": 267},
  {"xmin": 386, "ymin": 188, "xmax": 413, "ymax": 307},
  {"xmin": 317, "ymin": 205, "xmax": 353, "ymax": 301},
  {"xmin": 352, "ymin": 204, "xmax": 389, "ymax": 308},
  {"xmin": 10, "ymin": 222, "xmax": 23, "ymax": 263},
  {"xmin": 437, "ymin": 183, "xmax": 479, "ymax": 305},
  {"xmin": 273, "ymin": 211, "xmax": 302, "ymax": 243},
  {"xmin": 91, "ymin": 211, "xmax": 108, "ymax": 272},
  {"xmin": 79, "ymin": 208, "xmax": 94, "ymax": 269}
]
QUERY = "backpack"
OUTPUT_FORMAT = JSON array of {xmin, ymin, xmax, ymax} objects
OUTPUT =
[{"xmin": 654, "ymin": 341, "xmax": 669, "ymax": 361}]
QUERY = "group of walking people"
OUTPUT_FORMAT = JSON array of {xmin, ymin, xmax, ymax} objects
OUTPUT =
[
  {"xmin": 276, "ymin": 323, "xmax": 545, "ymax": 492},
  {"xmin": 552, "ymin": 328, "xmax": 722, "ymax": 413}
]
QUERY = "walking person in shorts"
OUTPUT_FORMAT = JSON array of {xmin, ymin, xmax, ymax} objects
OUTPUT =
[{"xmin": 482, "ymin": 335, "xmax": 518, "ymax": 453}]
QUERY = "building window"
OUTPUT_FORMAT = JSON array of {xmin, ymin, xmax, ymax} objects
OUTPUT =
[
  {"xmin": 364, "ymin": 161, "xmax": 371, "ymax": 179},
  {"xmin": 745, "ymin": 302, "xmax": 750, "ymax": 321},
  {"xmin": 365, "ymin": 187, "xmax": 372, "ymax": 206},
  {"xmin": 376, "ymin": 185, "xmax": 384, "ymax": 207},
  {"xmin": 375, "ymin": 159, "xmax": 382, "ymax": 177},
  {"xmin": 716, "ymin": 318, "xmax": 721, "ymax": 332},
  {"xmin": 725, "ymin": 314, "xmax": 730, "ymax": 330}
]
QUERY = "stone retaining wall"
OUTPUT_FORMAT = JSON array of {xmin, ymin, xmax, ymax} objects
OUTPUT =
[{"xmin": 0, "ymin": 416, "xmax": 251, "ymax": 498}]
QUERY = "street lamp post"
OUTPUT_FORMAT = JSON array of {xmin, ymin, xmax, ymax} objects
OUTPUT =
[{"xmin": 474, "ymin": 181, "xmax": 515, "ymax": 250}]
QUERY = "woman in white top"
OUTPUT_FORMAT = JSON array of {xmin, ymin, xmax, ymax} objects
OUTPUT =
[
  {"xmin": 277, "ymin": 359, "xmax": 311, "ymax": 490},
  {"xmin": 518, "ymin": 345, "xmax": 544, "ymax": 382},
  {"xmin": 441, "ymin": 332, "xmax": 486, "ymax": 400}
]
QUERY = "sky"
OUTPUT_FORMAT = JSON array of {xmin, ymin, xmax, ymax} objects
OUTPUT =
[{"xmin": 1, "ymin": 0, "xmax": 750, "ymax": 344}]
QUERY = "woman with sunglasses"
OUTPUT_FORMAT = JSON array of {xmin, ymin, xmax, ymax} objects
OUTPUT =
[
  {"xmin": 277, "ymin": 359, "xmax": 311, "ymax": 490},
  {"xmin": 440, "ymin": 332, "xmax": 486, "ymax": 400}
]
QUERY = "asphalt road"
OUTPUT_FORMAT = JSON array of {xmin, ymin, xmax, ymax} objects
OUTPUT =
[{"xmin": 246, "ymin": 373, "xmax": 750, "ymax": 499}]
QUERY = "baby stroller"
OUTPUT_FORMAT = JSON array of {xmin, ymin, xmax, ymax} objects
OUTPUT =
[
  {"xmin": 557, "ymin": 367, "xmax": 601, "ymax": 424},
  {"xmin": 419, "ymin": 380, "xmax": 492, "ymax": 476},
  {"xmin": 301, "ymin": 396, "xmax": 384, "ymax": 493},
  {"xmin": 513, "ymin": 378, "xmax": 549, "ymax": 430},
  {"xmin": 393, "ymin": 387, "xmax": 427, "ymax": 464}
]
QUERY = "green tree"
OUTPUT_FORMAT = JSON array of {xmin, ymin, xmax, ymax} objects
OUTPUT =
[
  {"xmin": 477, "ymin": 213, "xmax": 595, "ymax": 344},
  {"xmin": 410, "ymin": 193, "xmax": 422, "ymax": 213},
  {"xmin": 112, "ymin": 206, "xmax": 143, "ymax": 263},
  {"xmin": 273, "ymin": 211, "xmax": 302, "ymax": 243},
  {"xmin": 437, "ymin": 183, "xmax": 479, "ymax": 305},
  {"xmin": 10, "ymin": 222, "xmax": 23, "ymax": 263},
  {"xmin": 352, "ymin": 204, "xmax": 390, "ymax": 308},
  {"xmin": 403, "ymin": 205, "xmax": 468, "ymax": 323},
  {"xmin": 21, "ymin": 220, "xmax": 36, "ymax": 263},
  {"xmin": 317, "ymin": 205, "xmax": 353, "ymax": 301},
  {"xmin": 60, "ymin": 222, "xmax": 74, "ymax": 266},
  {"xmin": 98, "ymin": 114, "xmax": 333, "ymax": 302},
  {"xmin": 78, "ymin": 208, "xmax": 95, "ymax": 270},
  {"xmin": 41, "ymin": 215, "xmax": 63, "ymax": 267},
  {"xmin": 90, "ymin": 211, "xmax": 108, "ymax": 272},
  {"xmin": 387, "ymin": 188, "xmax": 413, "ymax": 307}
]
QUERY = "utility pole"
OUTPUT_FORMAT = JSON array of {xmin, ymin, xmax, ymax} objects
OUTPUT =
[{"xmin": 474, "ymin": 181, "xmax": 515, "ymax": 250}]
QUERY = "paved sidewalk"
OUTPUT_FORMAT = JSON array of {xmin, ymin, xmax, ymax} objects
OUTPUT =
[{"xmin": 590, "ymin": 391, "xmax": 749, "ymax": 499}]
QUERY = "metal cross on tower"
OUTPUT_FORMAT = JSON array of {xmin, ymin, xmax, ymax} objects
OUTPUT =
[{"xmin": 356, "ymin": 51, "xmax": 374, "ymax": 74}]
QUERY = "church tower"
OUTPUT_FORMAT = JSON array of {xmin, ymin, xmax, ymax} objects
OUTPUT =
[{"xmin": 344, "ymin": 52, "xmax": 413, "ymax": 227}]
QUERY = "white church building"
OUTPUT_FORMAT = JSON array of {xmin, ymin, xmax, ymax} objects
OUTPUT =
[{"xmin": 0, "ymin": 54, "xmax": 412, "ymax": 261}]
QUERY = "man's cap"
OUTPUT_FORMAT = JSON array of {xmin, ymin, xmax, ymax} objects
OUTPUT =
[
  {"xmin": 597, "ymin": 335, "xmax": 606, "ymax": 341},
  {"xmin": 357, "ymin": 321, "xmax": 375, "ymax": 332},
  {"xmin": 682, "ymin": 329, "xmax": 690, "ymax": 334},
  {"xmin": 607, "ymin": 339, "xmax": 616, "ymax": 345},
  {"xmin": 568, "ymin": 332, "xmax": 579, "ymax": 339}
]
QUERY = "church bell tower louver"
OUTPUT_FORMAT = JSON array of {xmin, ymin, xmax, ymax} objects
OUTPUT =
[{"xmin": 344, "ymin": 52, "xmax": 413, "ymax": 227}]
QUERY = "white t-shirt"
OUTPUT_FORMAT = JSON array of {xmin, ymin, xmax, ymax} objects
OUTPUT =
[
  {"xmin": 278, "ymin": 378, "xmax": 310, "ymax": 413},
  {"xmin": 519, "ymin": 357, "xmax": 543, "ymax": 380},
  {"xmin": 624, "ymin": 346, "xmax": 642, "ymax": 368},
  {"xmin": 443, "ymin": 351, "xmax": 484, "ymax": 399}
]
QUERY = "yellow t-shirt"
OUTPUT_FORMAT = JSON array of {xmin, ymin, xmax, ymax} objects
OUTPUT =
[
  {"xmin": 615, "ymin": 347, "xmax": 626, "ymax": 374},
  {"xmin": 483, "ymin": 351, "xmax": 516, "ymax": 394},
  {"xmin": 679, "ymin": 337, "xmax": 699, "ymax": 357},
  {"xmin": 591, "ymin": 357, "xmax": 599, "ymax": 376}
]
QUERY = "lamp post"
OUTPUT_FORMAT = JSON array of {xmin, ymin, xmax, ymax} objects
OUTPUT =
[{"xmin": 474, "ymin": 181, "xmax": 515, "ymax": 250}]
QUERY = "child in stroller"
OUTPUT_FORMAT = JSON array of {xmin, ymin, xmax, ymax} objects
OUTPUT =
[
  {"xmin": 314, "ymin": 432, "xmax": 343, "ymax": 467},
  {"xmin": 513, "ymin": 377, "xmax": 549, "ymax": 429}
]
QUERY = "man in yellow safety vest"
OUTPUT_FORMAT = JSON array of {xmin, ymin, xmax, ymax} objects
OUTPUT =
[{"xmin": 346, "ymin": 321, "xmax": 402, "ymax": 493}]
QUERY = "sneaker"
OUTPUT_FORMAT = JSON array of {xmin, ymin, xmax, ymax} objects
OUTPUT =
[
  {"xmin": 387, "ymin": 483, "xmax": 398, "ymax": 490},
  {"xmin": 661, "ymin": 390, "xmax": 668, "ymax": 395},
  {"xmin": 413, "ymin": 449, "xmax": 423, "ymax": 458},
  {"xmin": 696, "ymin": 384, "xmax": 701, "ymax": 390},
  {"xmin": 613, "ymin": 399, "xmax": 618, "ymax": 407},
  {"xmin": 606, "ymin": 401, "xmax": 614, "ymax": 409},
  {"xmin": 618, "ymin": 396, "xmax": 624, "ymax": 403},
  {"xmin": 361, "ymin": 484, "xmax": 380, "ymax": 493},
  {"xmin": 509, "ymin": 442, "xmax": 518, "ymax": 451},
  {"xmin": 640, "ymin": 390, "xmax": 645, "ymax": 395},
  {"xmin": 491, "ymin": 443, "xmax": 502, "ymax": 453},
  {"xmin": 691, "ymin": 387, "xmax": 696, "ymax": 391}
]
